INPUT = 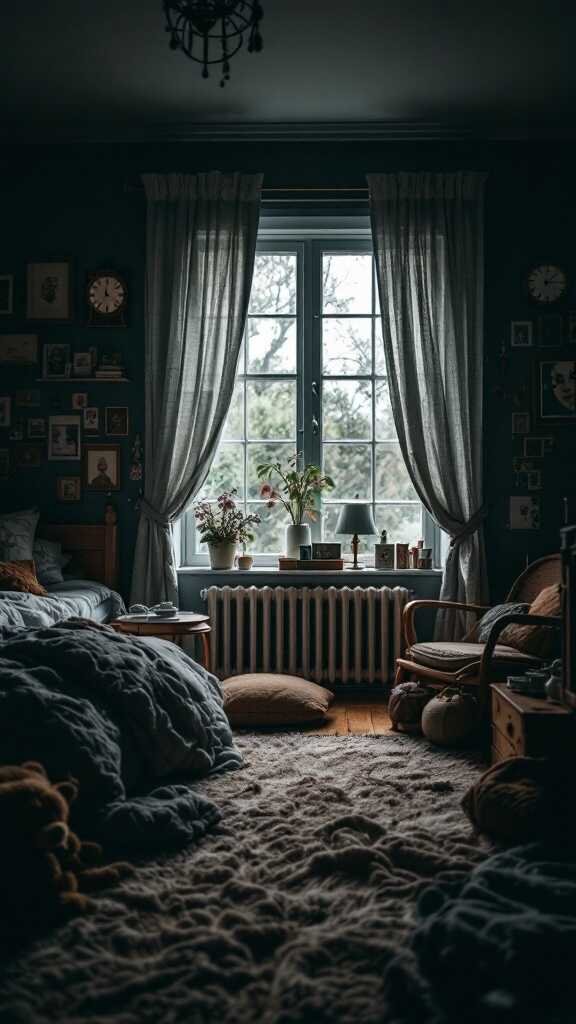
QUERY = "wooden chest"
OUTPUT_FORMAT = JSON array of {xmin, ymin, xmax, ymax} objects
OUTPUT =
[{"xmin": 491, "ymin": 684, "xmax": 575, "ymax": 764}]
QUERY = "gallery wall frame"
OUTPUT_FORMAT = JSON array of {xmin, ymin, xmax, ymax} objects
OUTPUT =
[{"xmin": 27, "ymin": 259, "xmax": 72, "ymax": 321}]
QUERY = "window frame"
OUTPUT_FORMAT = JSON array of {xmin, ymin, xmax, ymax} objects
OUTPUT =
[{"xmin": 181, "ymin": 218, "xmax": 443, "ymax": 568}]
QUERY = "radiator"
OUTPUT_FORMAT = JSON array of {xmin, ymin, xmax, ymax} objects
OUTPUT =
[{"xmin": 201, "ymin": 585, "xmax": 410, "ymax": 686}]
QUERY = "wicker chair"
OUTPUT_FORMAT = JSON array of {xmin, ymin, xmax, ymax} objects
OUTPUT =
[{"xmin": 395, "ymin": 554, "xmax": 562, "ymax": 711}]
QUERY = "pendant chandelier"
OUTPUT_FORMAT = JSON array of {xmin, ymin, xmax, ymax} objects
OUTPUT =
[{"xmin": 163, "ymin": 1, "xmax": 264, "ymax": 87}]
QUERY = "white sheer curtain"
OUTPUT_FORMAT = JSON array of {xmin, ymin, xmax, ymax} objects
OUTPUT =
[
  {"xmin": 130, "ymin": 172, "xmax": 262, "ymax": 606},
  {"xmin": 368, "ymin": 172, "xmax": 488, "ymax": 639}
]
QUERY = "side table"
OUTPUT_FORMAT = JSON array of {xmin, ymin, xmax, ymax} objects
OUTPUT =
[
  {"xmin": 110, "ymin": 612, "xmax": 211, "ymax": 668},
  {"xmin": 490, "ymin": 684, "xmax": 575, "ymax": 764}
]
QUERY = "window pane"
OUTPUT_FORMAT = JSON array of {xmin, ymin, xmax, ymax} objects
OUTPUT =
[
  {"xmin": 375, "ymin": 443, "xmax": 418, "ymax": 500},
  {"xmin": 323, "ymin": 380, "xmax": 372, "ymax": 440},
  {"xmin": 375, "ymin": 504, "xmax": 423, "ymax": 545},
  {"xmin": 248, "ymin": 502, "xmax": 291, "ymax": 554},
  {"xmin": 322, "ymin": 319, "xmax": 372, "ymax": 376},
  {"xmin": 200, "ymin": 443, "xmax": 244, "ymax": 498},
  {"xmin": 374, "ymin": 319, "xmax": 386, "ymax": 376},
  {"xmin": 323, "ymin": 444, "xmax": 371, "ymax": 500},
  {"xmin": 375, "ymin": 379, "xmax": 396, "ymax": 440},
  {"xmin": 222, "ymin": 381, "xmax": 244, "ymax": 440},
  {"xmin": 323, "ymin": 253, "xmax": 373, "ymax": 313},
  {"xmin": 247, "ymin": 317, "xmax": 297, "ymax": 374},
  {"xmin": 246, "ymin": 442, "xmax": 295, "ymax": 498},
  {"xmin": 246, "ymin": 380, "xmax": 296, "ymax": 439},
  {"xmin": 249, "ymin": 252, "xmax": 297, "ymax": 315}
]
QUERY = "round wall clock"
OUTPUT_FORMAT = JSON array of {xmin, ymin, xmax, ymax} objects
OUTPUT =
[
  {"xmin": 86, "ymin": 270, "xmax": 128, "ymax": 325},
  {"xmin": 526, "ymin": 264, "xmax": 567, "ymax": 304}
]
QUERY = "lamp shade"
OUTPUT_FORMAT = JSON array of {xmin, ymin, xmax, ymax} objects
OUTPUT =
[{"xmin": 335, "ymin": 503, "xmax": 377, "ymax": 536}]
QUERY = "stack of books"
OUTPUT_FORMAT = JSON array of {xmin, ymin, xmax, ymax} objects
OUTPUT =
[{"xmin": 95, "ymin": 356, "xmax": 125, "ymax": 379}]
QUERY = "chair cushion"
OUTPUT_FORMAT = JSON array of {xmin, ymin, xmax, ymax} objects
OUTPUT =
[
  {"xmin": 222, "ymin": 673, "xmax": 334, "ymax": 727},
  {"xmin": 406, "ymin": 641, "xmax": 542, "ymax": 673},
  {"xmin": 500, "ymin": 584, "xmax": 562, "ymax": 659},
  {"xmin": 0, "ymin": 559, "xmax": 47, "ymax": 596}
]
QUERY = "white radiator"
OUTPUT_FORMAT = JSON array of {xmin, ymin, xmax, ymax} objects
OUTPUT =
[{"xmin": 201, "ymin": 585, "xmax": 410, "ymax": 686}]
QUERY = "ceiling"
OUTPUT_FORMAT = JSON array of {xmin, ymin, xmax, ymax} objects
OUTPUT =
[{"xmin": 1, "ymin": 1, "xmax": 575, "ymax": 143}]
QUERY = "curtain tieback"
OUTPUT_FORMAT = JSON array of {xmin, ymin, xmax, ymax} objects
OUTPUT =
[
  {"xmin": 449, "ymin": 506, "xmax": 487, "ymax": 547},
  {"xmin": 140, "ymin": 498, "xmax": 172, "ymax": 528}
]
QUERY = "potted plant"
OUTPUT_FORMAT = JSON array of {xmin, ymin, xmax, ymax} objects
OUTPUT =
[
  {"xmin": 257, "ymin": 453, "xmax": 334, "ymax": 559},
  {"xmin": 193, "ymin": 490, "xmax": 260, "ymax": 570}
]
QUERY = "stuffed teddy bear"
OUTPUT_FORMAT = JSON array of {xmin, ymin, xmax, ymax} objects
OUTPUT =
[{"xmin": 0, "ymin": 761, "xmax": 132, "ymax": 933}]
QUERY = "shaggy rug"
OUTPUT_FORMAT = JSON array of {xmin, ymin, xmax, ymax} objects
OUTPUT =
[{"xmin": 0, "ymin": 734, "xmax": 486, "ymax": 1024}]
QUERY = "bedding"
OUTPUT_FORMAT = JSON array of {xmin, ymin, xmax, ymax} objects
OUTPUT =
[
  {"xmin": 0, "ymin": 620, "xmax": 242, "ymax": 848},
  {"xmin": 0, "ymin": 579, "xmax": 125, "ymax": 627}
]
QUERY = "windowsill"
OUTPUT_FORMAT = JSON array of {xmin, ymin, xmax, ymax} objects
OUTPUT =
[{"xmin": 178, "ymin": 566, "xmax": 442, "ymax": 577}]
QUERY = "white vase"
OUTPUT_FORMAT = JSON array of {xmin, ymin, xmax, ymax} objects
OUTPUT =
[
  {"xmin": 208, "ymin": 541, "xmax": 236, "ymax": 570},
  {"xmin": 285, "ymin": 523, "xmax": 311, "ymax": 559}
]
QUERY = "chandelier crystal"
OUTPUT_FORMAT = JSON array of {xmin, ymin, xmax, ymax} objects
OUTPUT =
[{"xmin": 163, "ymin": 1, "xmax": 264, "ymax": 87}]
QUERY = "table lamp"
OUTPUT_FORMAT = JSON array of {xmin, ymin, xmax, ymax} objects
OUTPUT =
[{"xmin": 335, "ymin": 503, "xmax": 377, "ymax": 569}]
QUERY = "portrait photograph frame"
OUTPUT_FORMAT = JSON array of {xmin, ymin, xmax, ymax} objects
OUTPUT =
[
  {"xmin": 84, "ymin": 444, "xmax": 121, "ymax": 492},
  {"xmin": 48, "ymin": 415, "xmax": 81, "ymax": 461},
  {"xmin": 73, "ymin": 351, "xmax": 93, "ymax": 377},
  {"xmin": 535, "ymin": 359, "xmax": 576, "ymax": 424},
  {"xmin": 83, "ymin": 407, "xmax": 100, "ymax": 433},
  {"xmin": 105, "ymin": 406, "xmax": 129, "ymax": 437},
  {"xmin": 26, "ymin": 259, "xmax": 72, "ymax": 322},
  {"xmin": 510, "ymin": 321, "xmax": 533, "ymax": 348},
  {"xmin": 0, "ymin": 275, "xmax": 14, "ymax": 315},
  {"xmin": 71, "ymin": 392, "xmax": 88, "ymax": 410},
  {"xmin": 56, "ymin": 476, "xmax": 82, "ymax": 503},
  {"xmin": 43, "ymin": 343, "xmax": 71, "ymax": 379},
  {"xmin": 0, "ymin": 334, "xmax": 38, "ymax": 365}
]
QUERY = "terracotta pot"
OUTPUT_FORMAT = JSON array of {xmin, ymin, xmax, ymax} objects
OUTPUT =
[{"xmin": 237, "ymin": 555, "xmax": 253, "ymax": 570}]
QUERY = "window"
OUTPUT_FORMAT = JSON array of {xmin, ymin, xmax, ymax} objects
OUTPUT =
[{"xmin": 182, "ymin": 228, "xmax": 434, "ymax": 566}]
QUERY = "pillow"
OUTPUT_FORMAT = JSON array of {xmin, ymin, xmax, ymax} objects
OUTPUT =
[
  {"xmin": 222, "ymin": 673, "xmax": 334, "ymax": 727},
  {"xmin": 33, "ymin": 538, "xmax": 71, "ymax": 587},
  {"xmin": 500, "ymin": 583, "xmax": 562, "ymax": 658},
  {"xmin": 0, "ymin": 560, "xmax": 48, "ymax": 596},
  {"xmin": 476, "ymin": 602, "xmax": 529, "ymax": 643},
  {"xmin": 0, "ymin": 508, "xmax": 39, "ymax": 562}
]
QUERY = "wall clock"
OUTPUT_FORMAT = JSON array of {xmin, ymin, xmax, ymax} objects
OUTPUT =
[
  {"xmin": 86, "ymin": 270, "xmax": 128, "ymax": 325},
  {"xmin": 526, "ymin": 264, "xmax": 567, "ymax": 304}
]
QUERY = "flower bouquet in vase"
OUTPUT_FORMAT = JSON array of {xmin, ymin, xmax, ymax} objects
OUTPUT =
[
  {"xmin": 257, "ymin": 453, "xmax": 334, "ymax": 559},
  {"xmin": 193, "ymin": 490, "xmax": 260, "ymax": 569}
]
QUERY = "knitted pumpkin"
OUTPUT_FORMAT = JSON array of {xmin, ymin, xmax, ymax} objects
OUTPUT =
[
  {"xmin": 389, "ymin": 681, "xmax": 431, "ymax": 734},
  {"xmin": 421, "ymin": 687, "xmax": 478, "ymax": 746}
]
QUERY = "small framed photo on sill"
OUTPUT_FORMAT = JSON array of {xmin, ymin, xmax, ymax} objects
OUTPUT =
[
  {"xmin": 510, "ymin": 321, "xmax": 533, "ymax": 347},
  {"xmin": 56, "ymin": 476, "xmax": 81, "ymax": 502},
  {"xmin": 43, "ymin": 343, "xmax": 71, "ymax": 379},
  {"xmin": 26, "ymin": 259, "xmax": 72, "ymax": 321},
  {"xmin": 73, "ymin": 351, "xmax": 93, "ymax": 377}
]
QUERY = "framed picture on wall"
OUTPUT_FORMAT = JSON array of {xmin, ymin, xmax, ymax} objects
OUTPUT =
[
  {"xmin": 27, "ymin": 417, "xmax": 46, "ymax": 438},
  {"xmin": 0, "ymin": 334, "xmax": 38, "ymax": 365},
  {"xmin": 105, "ymin": 406, "xmax": 129, "ymax": 436},
  {"xmin": 27, "ymin": 260, "xmax": 72, "ymax": 321},
  {"xmin": 509, "ymin": 495, "xmax": 541, "ymax": 530},
  {"xmin": 56, "ymin": 476, "xmax": 81, "ymax": 502},
  {"xmin": 0, "ymin": 275, "xmax": 13, "ymax": 315},
  {"xmin": 83, "ymin": 407, "xmax": 99, "ymax": 432},
  {"xmin": 48, "ymin": 415, "xmax": 81, "ymax": 460},
  {"xmin": 536, "ymin": 360, "xmax": 576, "ymax": 422},
  {"xmin": 84, "ymin": 444, "xmax": 120, "ymax": 491},
  {"xmin": 43, "ymin": 343, "xmax": 71, "ymax": 379},
  {"xmin": 510, "ymin": 321, "xmax": 533, "ymax": 347}
]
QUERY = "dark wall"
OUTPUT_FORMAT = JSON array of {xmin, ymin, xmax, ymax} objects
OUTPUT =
[{"xmin": 1, "ymin": 139, "xmax": 575, "ymax": 600}]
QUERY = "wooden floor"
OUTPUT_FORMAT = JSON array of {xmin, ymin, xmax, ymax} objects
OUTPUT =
[{"xmin": 308, "ymin": 693, "xmax": 392, "ymax": 736}]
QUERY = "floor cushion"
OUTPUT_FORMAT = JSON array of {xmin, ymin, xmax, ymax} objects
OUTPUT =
[
  {"xmin": 405, "ymin": 641, "xmax": 542, "ymax": 673},
  {"xmin": 222, "ymin": 673, "xmax": 334, "ymax": 727}
]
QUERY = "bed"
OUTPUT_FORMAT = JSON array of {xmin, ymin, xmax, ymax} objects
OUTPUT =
[{"xmin": 0, "ymin": 503, "xmax": 125, "ymax": 626}]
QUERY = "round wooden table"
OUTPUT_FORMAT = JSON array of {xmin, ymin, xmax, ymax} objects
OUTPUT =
[{"xmin": 111, "ymin": 612, "xmax": 211, "ymax": 667}]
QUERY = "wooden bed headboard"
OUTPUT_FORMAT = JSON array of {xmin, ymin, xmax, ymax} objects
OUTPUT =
[{"xmin": 41, "ymin": 504, "xmax": 119, "ymax": 591}]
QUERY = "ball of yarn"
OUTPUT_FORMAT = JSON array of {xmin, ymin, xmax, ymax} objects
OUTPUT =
[
  {"xmin": 389, "ymin": 681, "xmax": 431, "ymax": 734},
  {"xmin": 462, "ymin": 756, "xmax": 570, "ymax": 841},
  {"xmin": 421, "ymin": 687, "xmax": 478, "ymax": 746}
]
